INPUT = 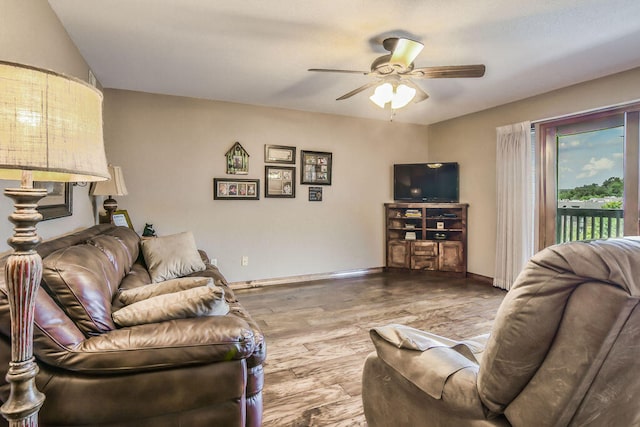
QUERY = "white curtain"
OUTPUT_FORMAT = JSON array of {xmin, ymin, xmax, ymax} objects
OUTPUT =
[{"xmin": 494, "ymin": 121, "xmax": 534, "ymax": 290}]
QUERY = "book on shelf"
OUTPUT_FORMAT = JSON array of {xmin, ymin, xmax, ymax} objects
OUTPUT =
[
  {"xmin": 404, "ymin": 209, "xmax": 421, "ymax": 218},
  {"xmin": 405, "ymin": 231, "xmax": 417, "ymax": 240}
]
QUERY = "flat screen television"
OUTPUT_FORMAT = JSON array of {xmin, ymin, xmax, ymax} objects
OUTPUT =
[{"xmin": 394, "ymin": 162, "xmax": 459, "ymax": 202}]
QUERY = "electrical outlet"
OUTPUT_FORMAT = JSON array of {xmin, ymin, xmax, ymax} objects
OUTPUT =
[{"xmin": 241, "ymin": 256, "xmax": 249, "ymax": 266}]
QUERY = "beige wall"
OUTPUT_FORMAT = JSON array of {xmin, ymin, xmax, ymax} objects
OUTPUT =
[
  {"xmin": 428, "ymin": 67, "xmax": 640, "ymax": 277},
  {"xmin": 0, "ymin": 0, "xmax": 98, "ymax": 252},
  {"xmin": 103, "ymin": 89, "xmax": 429, "ymax": 282}
]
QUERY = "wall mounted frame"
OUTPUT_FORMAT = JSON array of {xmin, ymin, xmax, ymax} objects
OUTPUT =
[
  {"xmin": 265, "ymin": 144, "xmax": 296, "ymax": 164},
  {"xmin": 214, "ymin": 178, "xmax": 260, "ymax": 200},
  {"xmin": 265, "ymin": 166, "xmax": 295, "ymax": 198},
  {"xmin": 301, "ymin": 150, "xmax": 332, "ymax": 185},
  {"xmin": 34, "ymin": 181, "xmax": 72, "ymax": 220}
]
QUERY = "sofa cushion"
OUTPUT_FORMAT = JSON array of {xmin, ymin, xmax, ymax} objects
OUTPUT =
[
  {"xmin": 112, "ymin": 285, "xmax": 229, "ymax": 327},
  {"xmin": 36, "ymin": 223, "xmax": 114, "ymax": 259},
  {"xmin": 87, "ymin": 235, "xmax": 132, "ymax": 279},
  {"xmin": 119, "ymin": 276, "xmax": 214, "ymax": 305},
  {"xmin": 119, "ymin": 262, "xmax": 152, "ymax": 290},
  {"xmin": 141, "ymin": 232, "xmax": 206, "ymax": 282},
  {"xmin": 42, "ymin": 244, "xmax": 120, "ymax": 335},
  {"xmin": 104, "ymin": 225, "xmax": 141, "ymax": 265}
]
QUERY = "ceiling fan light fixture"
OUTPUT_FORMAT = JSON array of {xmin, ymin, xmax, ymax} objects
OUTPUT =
[
  {"xmin": 369, "ymin": 82, "xmax": 394, "ymax": 108},
  {"xmin": 310, "ymin": 36, "xmax": 485, "ymax": 110},
  {"xmin": 391, "ymin": 84, "xmax": 416, "ymax": 109},
  {"xmin": 369, "ymin": 81, "xmax": 416, "ymax": 110}
]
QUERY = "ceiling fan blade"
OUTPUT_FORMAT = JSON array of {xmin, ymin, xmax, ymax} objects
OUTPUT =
[
  {"xmin": 388, "ymin": 38, "xmax": 424, "ymax": 69},
  {"xmin": 336, "ymin": 81, "xmax": 379, "ymax": 101},
  {"xmin": 408, "ymin": 64, "xmax": 486, "ymax": 79},
  {"xmin": 308, "ymin": 68, "xmax": 368, "ymax": 75}
]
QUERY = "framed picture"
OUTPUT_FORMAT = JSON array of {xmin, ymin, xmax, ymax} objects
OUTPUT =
[
  {"xmin": 265, "ymin": 166, "xmax": 295, "ymax": 198},
  {"xmin": 34, "ymin": 182, "xmax": 72, "ymax": 220},
  {"xmin": 265, "ymin": 144, "xmax": 296, "ymax": 164},
  {"xmin": 309, "ymin": 186, "xmax": 323, "ymax": 201},
  {"xmin": 225, "ymin": 142, "xmax": 249, "ymax": 175},
  {"xmin": 112, "ymin": 209, "xmax": 133, "ymax": 229},
  {"xmin": 301, "ymin": 150, "xmax": 332, "ymax": 185},
  {"xmin": 214, "ymin": 178, "xmax": 260, "ymax": 200}
]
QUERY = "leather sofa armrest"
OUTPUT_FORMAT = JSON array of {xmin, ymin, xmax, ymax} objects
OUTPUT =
[
  {"xmin": 370, "ymin": 330, "xmax": 488, "ymax": 418},
  {"xmin": 36, "ymin": 315, "xmax": 256, "ymax": 374},
  {"xmin": 198, "ymin": 249, "xmax": 210, "ymax": 264}
]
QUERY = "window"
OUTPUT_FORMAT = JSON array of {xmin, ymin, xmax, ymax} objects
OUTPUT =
[{"xmin": 536, "ymin": 104, "xmax": 640, "ymax": 249}]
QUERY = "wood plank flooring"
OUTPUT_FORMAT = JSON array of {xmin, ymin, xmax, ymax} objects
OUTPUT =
[{"xmin": 236, "ymin": 270, "xmax": 507, "ymax": 427}]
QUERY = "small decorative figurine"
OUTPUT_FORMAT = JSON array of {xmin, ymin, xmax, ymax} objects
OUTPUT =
[{"xmin": 142, "ymin": 223, "xmax": 157, "ymax": 237}]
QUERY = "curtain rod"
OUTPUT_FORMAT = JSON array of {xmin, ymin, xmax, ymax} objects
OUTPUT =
[{"xmin": 531, "ymin": 98, "xmax": 640, "ymax": 125}]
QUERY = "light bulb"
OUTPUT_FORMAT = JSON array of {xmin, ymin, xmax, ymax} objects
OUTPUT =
[
  {"xmin": 370, "ymin": 81, "xmax": 417, "ymax": 110},
  {"xmin": 391, "ymin": 84, "xmax": 417, "ymax": 109},
  {"xmin": 369, "ymin": 83, "xmax": 394, "ymax": 108}
]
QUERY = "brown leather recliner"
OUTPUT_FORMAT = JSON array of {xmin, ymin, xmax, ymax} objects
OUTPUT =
[
  {"xmin": 0, "ymin": 224, "xmax": 265, "ymax": 427},
  {"xmin": 362, "ymin": 237, "xmax": 640, "ymax": 426}
]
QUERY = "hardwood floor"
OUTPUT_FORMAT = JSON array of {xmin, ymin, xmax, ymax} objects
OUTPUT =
[{"xmin": 236, "ymin": 270, "xmax": 507, "ymax": 427}]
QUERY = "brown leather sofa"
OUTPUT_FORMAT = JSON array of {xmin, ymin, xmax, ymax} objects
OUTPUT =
[
  {"xmin": 0, "ymin": 224, "xmax": 265, "ymax": 427},
  {"xmin": 362, "ymin": 237, "xmax": 640, "ymax": 426}
]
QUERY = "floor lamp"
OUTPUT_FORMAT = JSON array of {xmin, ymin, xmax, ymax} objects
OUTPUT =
[{"xmin": 0, "ymin": 61, "xmax": 109, "ymax": 426}]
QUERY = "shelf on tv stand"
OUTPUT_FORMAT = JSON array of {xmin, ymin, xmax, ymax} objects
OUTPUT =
[{"xmin": 385, "ymin": 202, "xmax": 468, "ymax": 275}]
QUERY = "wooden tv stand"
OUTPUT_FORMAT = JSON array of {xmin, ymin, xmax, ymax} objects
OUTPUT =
[{"xmin": 385, "ymin": 202, "xmax": 468, "ymax": 275}]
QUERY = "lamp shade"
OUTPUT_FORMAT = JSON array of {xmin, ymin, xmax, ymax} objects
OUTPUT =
[
  {"xmin": 90, "ymin": 165, "xmax": 128, "ymax": 197},
  {"xmin": 0, "ymin": 61, "xmax": 109, "ymax": 182}
]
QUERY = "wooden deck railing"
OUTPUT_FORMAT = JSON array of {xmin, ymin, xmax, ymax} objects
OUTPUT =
[{"xmin": 557, "ymin": 208, "xmax": 624, "ymax": 243}]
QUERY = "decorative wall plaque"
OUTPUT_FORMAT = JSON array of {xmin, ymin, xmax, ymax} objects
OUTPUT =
[{"xmin": 226, "ymin": 141, "xmax": 249, "ymax": 174}]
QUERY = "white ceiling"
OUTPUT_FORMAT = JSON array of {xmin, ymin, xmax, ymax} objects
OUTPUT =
[{"xmin": 48, "ymin": 0, "xmax": 640, "ymax": 125}]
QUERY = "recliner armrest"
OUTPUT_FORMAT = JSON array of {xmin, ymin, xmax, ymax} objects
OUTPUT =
[{"xmin": 370, "ymin": 329, "xmax": 487, "ymax": 418}]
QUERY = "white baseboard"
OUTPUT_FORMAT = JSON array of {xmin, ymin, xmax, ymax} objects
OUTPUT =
[{"xmin": 229, "ymin": 267, "xmax": 384, "ymax": 290}]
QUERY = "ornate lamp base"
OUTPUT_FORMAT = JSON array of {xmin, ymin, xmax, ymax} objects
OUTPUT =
[
  {"xmin": 103, "ymin": 196, "xmax": 118, "ymax": 223},
  {"xmin": 0, "ymin": 187, "xmax": 47, "ymax": 427}
]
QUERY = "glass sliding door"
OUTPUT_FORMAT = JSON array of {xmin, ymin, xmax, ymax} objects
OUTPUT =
[
  {"xmin": 537, "ymin": 104, "xmax": 640, "ymax": 249},
  {"xmin": 556, "ymin": 120, "xmax": 624, "ymax": 243}
]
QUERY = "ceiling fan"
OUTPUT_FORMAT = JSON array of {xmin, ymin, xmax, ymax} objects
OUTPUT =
[{"xmin": 309, "ymin": 37, "xmax": 486, "ymax": 109}]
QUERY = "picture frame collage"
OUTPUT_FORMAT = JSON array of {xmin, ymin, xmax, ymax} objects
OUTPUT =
[
  {"xmin": 214, "ymin": 142, "xmax": 332, "ymax": 201},
  {"xmin": 301, "ymin": 150, "xmax": 332, "ymax": 185},
  {"xmin": 214, "ymin": 178, "xmax": 260, "ymax": 200}
]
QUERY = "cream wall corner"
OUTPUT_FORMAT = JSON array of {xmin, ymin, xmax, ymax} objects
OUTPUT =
[{"xmin": 103, "ymin": 89, "xmax": 429, "ymax": 282}]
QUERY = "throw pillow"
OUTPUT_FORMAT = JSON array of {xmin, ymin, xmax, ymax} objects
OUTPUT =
[
  {"xmin": 140, "ymin": 231, "xmax": 206, "ymax": 283},
  {"xmin": 112, "ymin": 285, "xmax": 229, "ymax": 327},
  {"xmin": 118, "ymin": 276, "xmax": 214, "ymax": 305}
]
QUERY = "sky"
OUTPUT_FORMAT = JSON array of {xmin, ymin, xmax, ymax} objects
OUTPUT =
[{"xmin": 557, "ymin": 126, "xmax": 624, "ymax": 190}]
